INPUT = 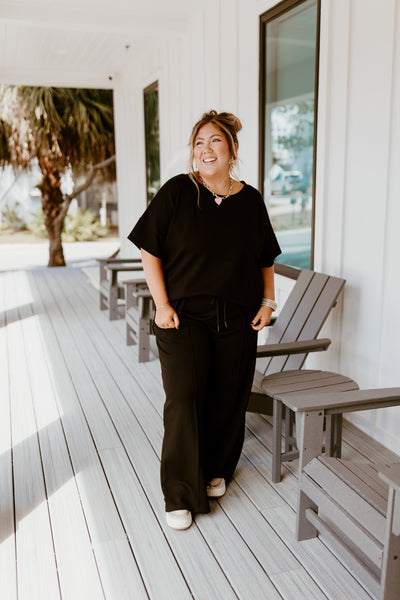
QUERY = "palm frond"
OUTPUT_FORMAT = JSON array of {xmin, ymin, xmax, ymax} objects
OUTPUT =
[{"xmin": 0, "ymin": 85, "xmax": 115, "ymax": 175}]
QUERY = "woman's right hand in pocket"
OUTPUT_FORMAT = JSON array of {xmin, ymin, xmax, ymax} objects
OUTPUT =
[{"xmin": 155, "ymin": 304, "xmax": 180, "ymax": 329}]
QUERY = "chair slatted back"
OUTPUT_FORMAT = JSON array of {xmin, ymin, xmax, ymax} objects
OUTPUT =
[{"xmin": 259, "ymin": 270, "xmax": 345, "ymax": 376}]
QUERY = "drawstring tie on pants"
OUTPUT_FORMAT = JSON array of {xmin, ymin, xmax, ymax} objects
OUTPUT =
[{"xmin": 213, "ymin": 297, "xmax": 228, "ymax": 332}]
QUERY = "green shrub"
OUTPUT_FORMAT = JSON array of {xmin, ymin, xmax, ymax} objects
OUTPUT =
[
  {"xmin": 27, "ymin": 207, "xmax": 108, "ymax": 241},
  {"xmin": 27, "ymin": 209, "xmax": 47, "ymax": 238},
  {"xmin": 62, "ymin": 207, "xmax": 108, "ymax": 241},
  {"xmin": 0, "ymin": 201, "xmax": 28, "ymax": 230}
]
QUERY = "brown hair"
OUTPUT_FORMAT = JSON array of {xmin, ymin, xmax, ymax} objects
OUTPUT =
[{"xmin": 188, "ymin": 110, "xmax": 242, "ymax": 199}]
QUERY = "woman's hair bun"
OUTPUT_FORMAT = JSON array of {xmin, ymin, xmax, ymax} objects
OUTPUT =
[
  {"xmin": 221, "ymin": 112, "xmax": 242, "ymax": 135},
  {"xmin": 200, "ymin": 110, "xmax": 242, "ymax": 136}
]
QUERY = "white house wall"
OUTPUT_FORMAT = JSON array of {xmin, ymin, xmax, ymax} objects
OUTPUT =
[
  {"xmin": 114, "ymin": 0, "xmax": 400, "ymax": 453},
  {"xmin": 310, "ymin": 0, "xmax": 400, "ymax": 453}
]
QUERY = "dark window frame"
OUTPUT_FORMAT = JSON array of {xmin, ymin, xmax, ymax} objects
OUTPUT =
[
  {"xmin": 259, "ymin": 0, "xmax": 321, "ymax": 279},
  {"xmin": 143, "ymin": 80, "xmax": 160, "ymax": 205}
]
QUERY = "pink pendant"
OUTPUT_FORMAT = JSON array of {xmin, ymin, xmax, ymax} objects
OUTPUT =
[{"xmin": 214, "ymin": 197, "xmax": 223, "ymax": 205}]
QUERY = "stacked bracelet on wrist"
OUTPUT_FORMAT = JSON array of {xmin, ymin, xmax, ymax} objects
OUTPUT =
[{"xmin": 261, "ymin": 298, "xmax": 277, "ymax": 311}]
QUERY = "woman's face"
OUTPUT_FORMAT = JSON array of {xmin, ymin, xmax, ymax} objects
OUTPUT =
[{"xmin": 193, "ymin": 122, "xmax": 233, "ymax": 180}]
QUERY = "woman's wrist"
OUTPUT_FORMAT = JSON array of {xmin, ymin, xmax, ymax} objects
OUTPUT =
[
  {"xmin": 156, "ymin": 301, "xmax": 171, "ymax": 310},
  {"xmin": 261, "ymin": 298, "xmax": 277, "ymax": 311}
]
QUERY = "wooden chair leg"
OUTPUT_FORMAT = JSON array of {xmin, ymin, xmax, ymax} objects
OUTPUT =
[
  {"xmin": 334, "ymin": 414, "xmax": 343, "ymax": 458},
  {"xmin": 138, "ymin": 317, "xmax": 150, "ymax": 362},
  {"xmin": 381, "ymin": 486, "xmax": 400, "ymax": 599},
  {"xmin": 295, "ymin": 410, "xmax": 325, "ymax": 474},
  {"xmin": 296, "ymin": 485, "xmax": 319, "ymax": 541},
  {"xmin": 99, "ymin": 261, "xmax": 107, "ymax": 310},
  {"xmin": 284, "ymin": 408, "xmax": 294, "ymax": 452},
  {"xmin": 109, "ymin": 285, "xmax": 119, "ymax": 320},
  {"xmin": 325, "ymin": 415, "xmax": 334, "ymax": 456},
  {"xmin": 295, "ymin": 409, "xmax": 325, "ymax": 540},
  {"xmin": 272, "ymin": 398, "xmax": 283, "ymax": 483}
]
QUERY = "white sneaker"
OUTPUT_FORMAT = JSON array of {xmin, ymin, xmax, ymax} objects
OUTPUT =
[
  {"xmin": 206, "ymin": 478, "xmax": 226, "ymax": 498},
  {"xmin": 165, "ymin": 510, "xmax": 192, "ymax": 530}
]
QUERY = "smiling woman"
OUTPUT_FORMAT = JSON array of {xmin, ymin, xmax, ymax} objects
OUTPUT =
[
  {"xmin": 192, "ymin": 123, "xmax": 239, "ymax": 201},
  {"xmin": 127, "ymin": 109, "xmax": 281, "ymax": 531},
  {"xmin": 188, "ymin": 110, "xmax": 243, "ymax": 203}
]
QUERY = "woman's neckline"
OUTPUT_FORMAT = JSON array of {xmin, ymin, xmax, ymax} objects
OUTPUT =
[{"xmin": 193, "ymin": 174, "xmax": 246, "ymax": 198}]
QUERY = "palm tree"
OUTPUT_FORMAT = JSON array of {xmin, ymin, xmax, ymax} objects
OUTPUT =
[{"xmin": 0, "ymin": 86, "xmax": 115, "ymax": 266}]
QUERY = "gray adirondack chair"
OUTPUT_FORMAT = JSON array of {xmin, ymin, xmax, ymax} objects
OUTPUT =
[
  {"xmin": 248, "ymin": 269, "xmax": 346, "ymax": 412},
  {"xmin": 123, "ymin": 281, "xmax": 155, "ymax": 362},
  {"xmin": 97, "ymin": 256, "xmax": 146, "ymax": 320},
  {"xmin": 247, "ymin": 269, "xmax": 346, "ymax": 480},
  {"xmin": 288, "ymin": 387, "xmax": 400, "ymax": 600},
  {"xmin": 300, "ymin": 459, "xmax": 400, "ymax": 600}
]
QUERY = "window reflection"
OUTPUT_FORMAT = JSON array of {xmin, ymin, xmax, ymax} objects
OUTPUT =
[{"xmin": 262, "ymin": 0, "xmax": 319, "ymax": 271}]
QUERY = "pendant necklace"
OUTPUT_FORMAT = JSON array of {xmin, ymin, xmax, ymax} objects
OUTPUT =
[{"xmin": 199, "ymin": 176, "xmax": 233, "ymax": 205}]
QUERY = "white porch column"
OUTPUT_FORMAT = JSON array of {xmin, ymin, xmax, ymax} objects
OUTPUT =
[{"xmin": 113, "ymin": 73, "xmax": 147, "ymax": 257}]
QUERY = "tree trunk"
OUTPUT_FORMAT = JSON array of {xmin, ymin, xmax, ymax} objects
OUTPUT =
[
  {"xmin": 47, "ymin": 222, "xmax": 65, "ymax": 267},
  {"xmin": 37, "ymin": 154, "xmax": 116, "ymax": 266},
  {"xmin": 38, "ymin": 156, "xmax": 66, "ymax": 267}
]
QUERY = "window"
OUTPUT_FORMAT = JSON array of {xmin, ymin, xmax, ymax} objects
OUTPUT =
[
  {"xmin": 143, "ymin": 82, "xmax": 160, "ymax": 205},
  {"xmin": 259, "ymin": 0, "xmax": 320, "ymax": 276}
]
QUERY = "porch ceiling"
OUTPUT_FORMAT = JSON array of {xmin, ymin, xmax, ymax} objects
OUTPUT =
[{"xmin": 0, "ymin": 0, "xmax": 194, "ymax": 87}]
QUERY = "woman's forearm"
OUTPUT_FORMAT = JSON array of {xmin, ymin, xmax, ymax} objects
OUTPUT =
[
  {"xmin": 261, "ymin": 265, "xmax": 275, "ymax": 300},
  {"xmin": 251, "ymin": 265, "xmax": 276, "ymax": 331},
  {"xmin": 141, "ymin": 248, "xmax": 180, "ymax": 329},
  {"xmin": 140, "ymin": 248, "xmax": 169, "ymax": 308}
]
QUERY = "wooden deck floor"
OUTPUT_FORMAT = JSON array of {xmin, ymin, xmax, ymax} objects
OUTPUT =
[{"xmin": 1, "ymin": 264, "xmax": 399, "ymax": 600}]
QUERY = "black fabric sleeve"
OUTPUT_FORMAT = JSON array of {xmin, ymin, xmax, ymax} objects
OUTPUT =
[
  {"xmin": 258, "ymin": 199, "xmax": 282, "ymax": 268},
  {"xmin": 127, "ymin": 178, "xmax": 176, "ymax": 258}
]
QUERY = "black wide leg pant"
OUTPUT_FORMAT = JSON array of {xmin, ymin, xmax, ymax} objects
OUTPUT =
[{"xmin": 154, "ymin": 295, "xmax": 258, "ymax": 515}]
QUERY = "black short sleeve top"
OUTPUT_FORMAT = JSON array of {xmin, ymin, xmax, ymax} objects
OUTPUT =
[{"xmin": 128, "ymin": 174, "xmax": 281, "ymax": 311}]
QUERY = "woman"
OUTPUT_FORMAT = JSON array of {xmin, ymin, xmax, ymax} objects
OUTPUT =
[{"xmin": 128, "ymin": 110, "xmax": 281, "ymax": 530}]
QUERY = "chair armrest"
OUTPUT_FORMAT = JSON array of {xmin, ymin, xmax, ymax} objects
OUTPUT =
[
  {"xmin": 279, "ymin": 387, "xmax": 400, "ymax": 413},
  {"xmin": 96, "ymin": 257, "xmax": 141, "ymax": 264},
  {"xmin": 378, "ymin": 464, "xmax": 400, "ymax": 494},
  {"xmin": 256, "ymin": 338, "xmax": 331, "ymax": 358},
  {"xmin": 124, "ymin": 279, "xmax": 148, "ymax": 287},
  {"xmin": 106, "ymin": 264, "xmax": 144, "ymax": 273},
  {"xmin": 133, "ymin": 289, "xmax": 153, "ymax": 300}
]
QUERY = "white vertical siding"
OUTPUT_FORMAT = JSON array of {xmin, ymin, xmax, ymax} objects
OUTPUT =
[
  {"xmin": 188, "ymin": 11, "xmax": 206, "ymax": 121},
  {"xmin": 341, "ymin": 0, "xmax": 394, "ymax": 385},
  {"xmin": 312, "ymin": 0, "xmax": 400, "ymax": 452},
  {"xmin": 115, "ymin": 0, "xmax": 400, "ymax": 452},
  {"xmin": 236, "ymin": 0, "xmax": 260, "ymax": 187},
  {"xmin": 369, "ymin": 0, "xmax": 400, "ymax": 448},
  {"xmin": 220, "ymin": 0, "xmax": 239, "ymax": 115}
]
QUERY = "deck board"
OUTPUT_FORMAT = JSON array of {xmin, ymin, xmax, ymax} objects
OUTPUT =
[
  {"xmin": 14, "ymin": 270, "xmax": 105, "ymax": 600},
  {"xmin": 6, "ymin": 271, "xmax": 61, "ymax": 600},
  {"xmin": 2, "ymin": 263, "xmax": 397, "ymax": 599},
  {"xmin": 0, "ymin": 273, "xmax": 18, "ymax": 600},
  {"xmin": 27, "ymin": 269, "xmax": 148, "ymax": 599}
]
